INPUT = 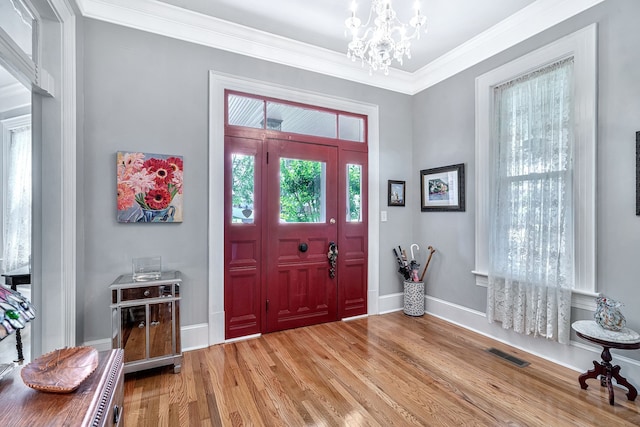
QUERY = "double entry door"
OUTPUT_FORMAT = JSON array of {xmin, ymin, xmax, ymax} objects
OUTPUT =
[{"xmin": 225, "ymin": 135, "xmax": 366, "ymax": 339}]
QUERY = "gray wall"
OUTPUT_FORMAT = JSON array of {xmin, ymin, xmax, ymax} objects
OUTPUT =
[
  {"xmin": 413, "ymin": 0, "xmax": 640, "ymax": 351},
  {"xmin": 81, "ymin": 19, "xmax": 413, "ymax": 342},
  {"xmin": 81, "ymin": 1, "xmax": 640, "ymax": 352}
]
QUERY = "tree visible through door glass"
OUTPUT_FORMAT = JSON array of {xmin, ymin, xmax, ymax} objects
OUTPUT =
[
  {"xmin": 280, "ymin": 158, "xmax": 326, "ymax": 223},
  {"xmin": 231, "ymin": 154, "xmax": 254, "ymax": 223},
  {"xmin": 347, "ymin": 164, "xmax": 362, "ymax": 222}
]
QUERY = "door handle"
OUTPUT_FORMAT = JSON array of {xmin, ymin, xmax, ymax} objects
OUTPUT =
[
  {"xmin": 299, "ymin": 243, "xmax": 308, "ymax": 253},
  {"xmin": 327, "ymin": 241, "xmax": 338, "ymax": 279}
]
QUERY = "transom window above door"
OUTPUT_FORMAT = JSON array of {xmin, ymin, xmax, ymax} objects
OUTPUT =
[{"xmin": 226, "ymin": 91, "xmax": 367, "ymax": 143}]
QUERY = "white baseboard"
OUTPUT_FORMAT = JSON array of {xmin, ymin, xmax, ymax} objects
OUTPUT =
[
  {"xmin": 378, "ymin": 292, "xmax": 404, "ymax": 314},
  {"xmin": 209, "ymin": 310, "xmax": 225, "ymax": 346},
  {"xmin": 420, "ymin": 294, "xmax": 640, "ymax": 387},
  {"xmin": 181, "ymin": 323, "xmax": 209, "ymax": 352}
]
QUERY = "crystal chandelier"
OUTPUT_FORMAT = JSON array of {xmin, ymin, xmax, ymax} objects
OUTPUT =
[{"xmin": 345, "ymin": 0, "xmax": 427, "ymax": 75}]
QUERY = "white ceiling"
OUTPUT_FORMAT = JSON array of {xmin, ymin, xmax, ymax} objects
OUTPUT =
[
  {"xmin": 75, "ymin": 0, "xmax": 603, "ymax": 93},
  {"xmin": 0, "ymin": 65, "xmax": 30, "ymax": 113},
  {"xmin": 156, "ymin": 0, "xmax": 536, "ymax": 73}
]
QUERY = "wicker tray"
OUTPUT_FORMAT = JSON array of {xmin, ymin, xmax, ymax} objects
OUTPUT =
[{"xmin": 21, "ymin": 346, "xmax": 99, "ymax": 393}]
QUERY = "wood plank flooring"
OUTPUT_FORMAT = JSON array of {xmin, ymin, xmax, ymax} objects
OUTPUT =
[{"xmin": 123, "ymin": 312, "xmax": 640, "ymax": 426}]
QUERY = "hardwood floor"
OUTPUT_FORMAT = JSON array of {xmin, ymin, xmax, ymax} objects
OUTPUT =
[{"xmin": 123, "ymin": 312, "xmax": 640, "ymax": 426}]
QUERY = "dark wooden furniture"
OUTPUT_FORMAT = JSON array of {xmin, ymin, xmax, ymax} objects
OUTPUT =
[
  {"xmin": 572, "ymin": 320, "xmax": 640, "ymax": 405},
  {"xmin": 0, "ymin": 349, "xmax": 124, "ymax": 426},
  {"xmin": 1, "ymin": 266, "xmax": 30, "ymax": 287},
  {"xmin": 110, "ymin": 271, "xmax": 181, "ymax": 374},
  {"xmin": 1, "ymin": 266, "xmax": 31, "ymax": 363}
]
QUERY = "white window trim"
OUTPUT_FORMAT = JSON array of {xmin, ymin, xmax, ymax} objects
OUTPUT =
[
  {"xmin": 0, "ymin": 1, "xmax": 53, "ymax": 96},
  {"xmin": 474, "ymin": 24, "xmax": 597, "ymax": 310}
]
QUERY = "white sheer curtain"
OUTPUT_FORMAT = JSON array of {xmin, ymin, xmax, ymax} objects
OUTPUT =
[
  {"xmin": 3, "ymin": 125, "xmax": 31, "ymax": 272},
  {"xmin": 487, "ymin": 58, "xmax": 574, "ymax": 344}
]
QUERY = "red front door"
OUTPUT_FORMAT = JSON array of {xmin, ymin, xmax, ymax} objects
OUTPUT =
[
  {"xmin": 223, "ymin": 92, "xmax": 369, "ymax": 340},
  {"xmin": 264, "ymin": 139, "xmax": 338, "ymax": 332}
]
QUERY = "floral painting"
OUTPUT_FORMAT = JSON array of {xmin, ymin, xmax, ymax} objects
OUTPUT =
[{"xmin": 117, "ymin": 151, "xmax": 183, "ymax": 223}]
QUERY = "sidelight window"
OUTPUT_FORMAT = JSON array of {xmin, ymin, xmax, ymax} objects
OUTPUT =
[
  {"xmin": 346, "ymin": 164, "xmax": 362, "ymax": 222},
  {"xmin": 231, "ymin": 154, "xmax": 255, "ymax": 224}
]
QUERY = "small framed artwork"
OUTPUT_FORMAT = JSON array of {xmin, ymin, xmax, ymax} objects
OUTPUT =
[
  {"xmin": 388, "ymin": 180, "xmax": 406, "ymax": 206},
  {"xmin": 420, "ymin": 163, "xmax": 465, "ymax": 212}
]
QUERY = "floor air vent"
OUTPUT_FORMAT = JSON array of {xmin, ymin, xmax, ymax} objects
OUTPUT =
[{"xmin": 486, "ymin": 348, "xmax": 530, "ymax": 368}]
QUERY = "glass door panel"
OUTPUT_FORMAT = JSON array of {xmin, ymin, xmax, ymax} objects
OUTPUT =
[
  {"xmin": 149, "ymin": 302, "xmax": 174, "ymax": 359},
  {"xmin": 279, "ymin": 158, "xmax": 326, "ymax": 223},
  {"xmin": 346, "ymin": 163, "xmax": 362, "ymax": 222},
  {"xmin": 231, "ymin": 153, "xmax": 255, "ymax": 223},
  {"xmin": 120, "ymin": 305, "xmax": 146, "ymax": 363}
]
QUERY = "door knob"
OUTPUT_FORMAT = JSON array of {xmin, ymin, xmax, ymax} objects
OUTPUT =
[
  {"xmin": 299, "ymin": 243, "xmax": 308, "ymax": 253},
  {"xmin": 330, "ymin": 218, "xmax": 336, "ymax": 224}
]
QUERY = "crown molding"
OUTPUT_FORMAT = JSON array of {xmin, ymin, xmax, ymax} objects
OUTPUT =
[
  {"xmin": 76, "ymin": 0, "xmax": 415, "ymax": 93},
  {"xmin": 411, "ymin": 0, "xmax": 606, "ymax": 94},
  {"xmin": 75, "ymin": 0, "xmax": 605, "ymax": 95}
]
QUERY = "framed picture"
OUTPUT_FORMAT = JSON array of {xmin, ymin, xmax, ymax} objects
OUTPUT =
[
  {"xmin": 420, "ymin": 163, "xmax": 465, "ymax": 212},
  {"xmin": 388, "ymin": 180, "xmax": 406, "ymax": 206},
  {"xmin": 636, "ymin": 131, "xmax": 640, "ymax": 215},
  {"xmin": 117, "ymin": 151, "xmax": 184, "ymax": 223}
]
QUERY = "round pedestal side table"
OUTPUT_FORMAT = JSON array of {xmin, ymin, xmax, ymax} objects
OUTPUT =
[{"xmin": 571, "ymin": 320, "xmax": 640, "ymax": 405}]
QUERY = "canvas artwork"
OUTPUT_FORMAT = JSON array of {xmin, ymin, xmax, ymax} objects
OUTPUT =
[{"xmin": 117, "ymin": 151, "xmax": 183, "ymax": 223}]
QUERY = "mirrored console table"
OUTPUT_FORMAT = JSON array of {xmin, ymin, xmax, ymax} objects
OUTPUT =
[{"xmin": 110, "ymin": 271, "xmax": 182, "ymax": 374}]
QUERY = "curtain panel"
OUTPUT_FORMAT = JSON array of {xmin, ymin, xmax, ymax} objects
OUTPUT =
[
  {"xmin": 487, "ymin": 58, "xmax": 574, "ymax": 344},
  {"xmin": 3, "ymin": 125, "xmax": 32, "ymax": 273}
]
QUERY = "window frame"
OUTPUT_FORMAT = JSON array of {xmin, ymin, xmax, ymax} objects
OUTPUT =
[
  {"xmin": 0, "ymin": 0, "xmax": 50, "ymax": 93},
  {"xmin": 225, "ymin": 90, "xmax": 368, "ymax": 144},
  {"xmin": 474, "ymin": 24, "xmax": 597, "ymax": 310}
]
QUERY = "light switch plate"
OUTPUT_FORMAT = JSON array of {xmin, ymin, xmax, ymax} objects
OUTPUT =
[{"xmin": 381, "ymin": 211, "xmax": 388, "ymax": 222}]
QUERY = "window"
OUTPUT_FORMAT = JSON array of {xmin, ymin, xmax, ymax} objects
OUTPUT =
[
  {"xmin": 475, "ymin": 25, "xmax": 597, "ymax": 308},
  {"xmin": 2, "ymin": 115, "xmax": 31, "ymax": 272},
  {"xmin": 280, "ymin": 158, "xmax": 326, "ymax": 223},
  {"xmin": 231, "ymin": 153, "xmax": 255, "ymax": 224},
  {"xmin": 491, "ymin": 58, "xmax": 574, "ymax": 284},
  {"xmin": 226, "ymin": 91, "xmax": 366, "ymax": 143},
  {"xmin": 346, "ymin": 164, "xmax": 362, "ymax": 222}
]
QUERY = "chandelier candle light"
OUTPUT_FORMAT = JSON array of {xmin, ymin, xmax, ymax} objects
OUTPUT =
[{"xmin": 345, "ymin": 0, "xmax": 427, "ymax": 75}]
